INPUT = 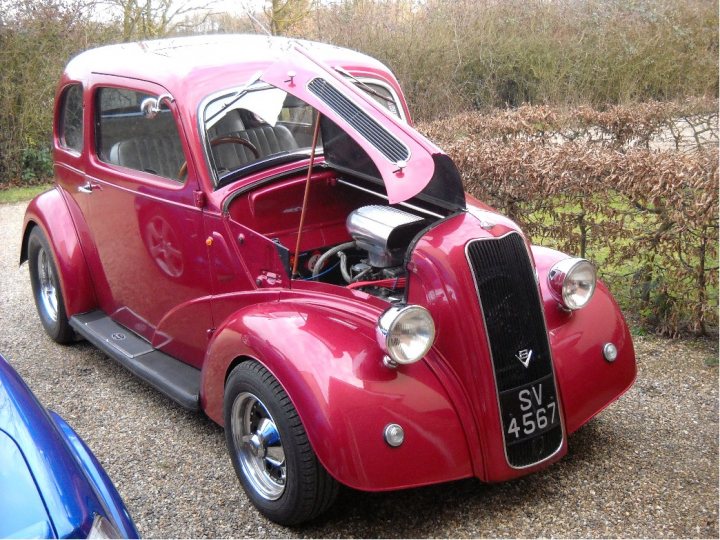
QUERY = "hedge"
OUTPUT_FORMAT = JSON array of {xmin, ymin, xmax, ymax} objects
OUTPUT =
[{"xmin": 419, "ymin": 99, "xmax": 718, "ymax": 336}]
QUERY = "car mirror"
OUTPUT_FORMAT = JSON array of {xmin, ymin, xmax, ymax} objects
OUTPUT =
[{"xmin": 141, "ymin": 94, "xmax": 174, "ymax": 119}]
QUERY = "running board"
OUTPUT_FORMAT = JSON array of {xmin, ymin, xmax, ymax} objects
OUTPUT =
[{"xmin": 70, "ymin": 311, "xmax": 200, "ymax": 411}]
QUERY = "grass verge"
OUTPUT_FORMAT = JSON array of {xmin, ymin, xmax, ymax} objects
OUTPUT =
[{"xmin": 0, "ymin": 184, "xmax": 51, "ymax": 204}]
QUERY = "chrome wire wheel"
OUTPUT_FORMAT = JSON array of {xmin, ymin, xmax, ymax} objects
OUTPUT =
[
  {"xmin": 36, "ymin": 246, "xmax": 59, "ymax": 322},
  {"xmin": 231, "ymin": 392, "xmax": 286, "ymax": 500}
]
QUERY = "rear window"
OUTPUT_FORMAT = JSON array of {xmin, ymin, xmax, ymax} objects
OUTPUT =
[{"xmin": 59, "ymin": 84, "xmax": 83, "ymax": 153}]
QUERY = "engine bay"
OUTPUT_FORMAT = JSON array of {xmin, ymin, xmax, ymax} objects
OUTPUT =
[
  {"xmin": 225, "ymin": 171, "xmax": 441, "ymax": 302},
  {"xmin": 300, "ymin": 205, "xmax": 428, "ymax": 301}
]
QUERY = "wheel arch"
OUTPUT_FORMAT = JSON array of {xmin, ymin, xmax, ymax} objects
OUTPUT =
[
  {"xmin": 21, "ymin": 188, "xmax": 97, "ymax": 317},
  {"xmin": 201, "ymin": 299, "xmax": 473, "ymax": 492},
  {"xmin": 19, "ymin": 221, "xmax": 34, "ymax": 266},
  {"xmin": 224, "ymin": 354, "xmax": 254, "ymax": 386}
]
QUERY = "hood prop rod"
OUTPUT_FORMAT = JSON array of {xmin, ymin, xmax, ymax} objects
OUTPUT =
[{"xmin": 292, "ymin": 112, "xmax": 322, "ymax": 278}]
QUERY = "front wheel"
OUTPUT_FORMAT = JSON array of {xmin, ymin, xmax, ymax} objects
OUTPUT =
[
  {"xmin": 224, "ymin": 361, "xmax": 338, "ymax": 526},
  {"xmin": 27, "ymin": 227, "xmax": 74, "ymax": 343}
]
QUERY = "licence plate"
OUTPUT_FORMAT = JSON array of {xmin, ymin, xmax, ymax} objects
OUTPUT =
[{"xmin": 499, "ymin": 374, "xmax": 560, "ymax": 445}]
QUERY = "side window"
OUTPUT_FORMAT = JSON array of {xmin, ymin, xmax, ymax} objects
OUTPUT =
[
  {"xmin": 59, "ymin": 84, "xmax": 83, "ymax": 153},
  {"xmin": 96, "ymin": 87, "xmax": 186, "ymax": 182}
]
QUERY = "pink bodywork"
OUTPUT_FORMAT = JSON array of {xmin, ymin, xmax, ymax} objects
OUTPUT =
[{"xmin": 22, "ymin": 35, "xmax": 636, "ymax": 492}]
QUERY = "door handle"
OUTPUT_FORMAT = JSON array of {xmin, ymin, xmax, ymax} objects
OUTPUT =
[{"xmin": 78, "ymin": 182, "xmax": 98, "ymax": 194}]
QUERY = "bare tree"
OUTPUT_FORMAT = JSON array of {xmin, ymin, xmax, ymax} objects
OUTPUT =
[
  {"xmin": 263, "ymin": 0, "xmax": 313, "ymax": 36},
  {"xmin": 103, "ymin": 0, "xmax": 217, "ymax": 40}
]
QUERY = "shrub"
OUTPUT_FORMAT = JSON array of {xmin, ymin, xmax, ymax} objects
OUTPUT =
[
  {"xmin": 307, "ymin": 0, "xmax": 718, "ymax": 120},
  {"xmin": 0, "ymin": 0, "xmax": 112, "ymax": 185},
  {"xmin": 20, "ymin": 145, "xmax": 53, "ymax": 183}
]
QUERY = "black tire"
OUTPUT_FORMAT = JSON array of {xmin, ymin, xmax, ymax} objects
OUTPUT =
[
  {"xmin": 224, "ymin": 361, "xmax": 338, "ymax": 526},
  {"xmin": 27, "ymin": 227, "xmax": 75, "ymax": 344}
]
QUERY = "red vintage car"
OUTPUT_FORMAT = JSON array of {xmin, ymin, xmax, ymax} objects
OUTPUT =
[{"xmin": 21, "ymin": 35, "xmax": 636, "ymax": 525}]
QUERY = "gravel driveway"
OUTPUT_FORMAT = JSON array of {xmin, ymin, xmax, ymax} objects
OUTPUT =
[{"xmin": 1, "ymin": 199, "xmax": 717, "ymax": 538}]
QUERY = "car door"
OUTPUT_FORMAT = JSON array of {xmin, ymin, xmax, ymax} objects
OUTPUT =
[{"xmin": 81, "ymin": 75, "xmax": 213, "ymax": 367}]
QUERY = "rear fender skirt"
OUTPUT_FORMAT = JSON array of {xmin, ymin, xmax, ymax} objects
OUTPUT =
[
  {"xmin": 201, "ymin": 300, "xmax": 473, "ymax": 491},
  {"xmin": 21, "ymin": 187, "xmax": 97, "ymax": 317}
]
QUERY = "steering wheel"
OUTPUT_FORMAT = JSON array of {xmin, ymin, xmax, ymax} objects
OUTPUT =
[{"xmin": 178, "ymin": 135, "xmax": 260, "ymax": 179}]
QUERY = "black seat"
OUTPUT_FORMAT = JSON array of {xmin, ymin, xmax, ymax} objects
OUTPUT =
[
  {"xmin": 109, "ymin": 135, "xmax": 185, "ymax": 180},
  {"xmin": 245, "ymin": 125, "xmax": 298, "ymax": 156},
  {"xmin": 212, "ymin": 124, "xmax": 299, "ymax": 171}
]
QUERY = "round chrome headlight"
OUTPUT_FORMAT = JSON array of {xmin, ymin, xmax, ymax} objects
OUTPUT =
[
  {"xmin": 376, "ymin": 305, "xmax": 435, "ymax": 365},
  {"xmin": 548, "ymin": 258, "xmax": 597, "ymax": 310}
]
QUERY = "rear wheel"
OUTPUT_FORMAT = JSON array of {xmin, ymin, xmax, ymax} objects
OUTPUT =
[
  {"xmin": 224, "ymin": 361, "xmax": 338, "ymax": 526},
  {"xmin": 27, "ymin": 228, "xmax": 74, "ymax": 343}
]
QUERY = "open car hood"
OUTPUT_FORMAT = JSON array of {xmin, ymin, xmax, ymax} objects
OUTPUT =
[{"xmin": 260, "ymin": 44, "xmax": 465, "ymax": 209}]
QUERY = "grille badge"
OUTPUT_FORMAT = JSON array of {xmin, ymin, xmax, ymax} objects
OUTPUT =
[{"xmin": 515, "ymin": 349, "xmax": 533, "ymax": 368}]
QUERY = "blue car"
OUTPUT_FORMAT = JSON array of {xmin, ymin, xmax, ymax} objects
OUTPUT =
[{"xmin": 0, "ymin": 354, "xmax": 139, "ymax": 538}]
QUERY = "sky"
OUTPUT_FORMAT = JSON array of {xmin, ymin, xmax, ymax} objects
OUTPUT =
[
  {"xmin": 84, "ymin": 0, "xmax": 265, "ymax": 25},
  {"xmin": 187, "ymin": 0, "xmax": 264, "ymax": 17}
]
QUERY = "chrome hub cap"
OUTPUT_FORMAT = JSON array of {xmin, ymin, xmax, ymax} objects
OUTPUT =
[
  {"xmin": 37, "ymin": 247, "xmax": 58, "ymax": 322},
  {"xmin": 232, "ymin": 392, "xmax": 286, "ymax": 500}
]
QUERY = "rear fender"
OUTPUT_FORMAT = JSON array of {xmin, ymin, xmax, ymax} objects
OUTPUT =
[
  {"xmin": 201, "ymin": 300, "xmax": 473, "ymax": 491},
  {"xmin": 21, "ymin": 188, "xmax": 96, "ymax": 317},
  {"xmin": 532, "ymin": 245, "xmax": 637, "ymax": 434}
]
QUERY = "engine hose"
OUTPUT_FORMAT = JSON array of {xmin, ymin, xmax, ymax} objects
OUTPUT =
[
  {"xmin": 311, "ymin": 241, "xmax": 357, "ymax": 277},
  {"xmin": 337, "ymin": 251, "xmax": 354, "ymax": 283}
]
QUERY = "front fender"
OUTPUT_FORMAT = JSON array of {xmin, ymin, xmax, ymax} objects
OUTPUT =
[
  {"xmin": 532, "ymin": 245, "xmax": 637, "ymax": 434},
  {"xmin": 21, "ymin": 188, "xmax": 96, "ymax": 317},
  {"xmin": 201, "ymin": 299, "xmax": 473, "ymax": 491}
]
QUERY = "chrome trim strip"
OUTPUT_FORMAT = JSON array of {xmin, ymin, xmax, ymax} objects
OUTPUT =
[{"xmin": 464, "ymin": 231, "xmax": 566, "ymax": 470}]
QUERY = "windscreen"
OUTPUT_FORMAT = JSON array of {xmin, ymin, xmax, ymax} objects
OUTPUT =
[{"xmin": 204, "ymin": 83, "xmax": 320, "ymax": 182}]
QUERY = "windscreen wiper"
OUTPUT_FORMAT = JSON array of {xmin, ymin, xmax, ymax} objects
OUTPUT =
[
  {"xmin": 334, "ymin": 66, "xmax": 394, "ymax": 107},
  {"xmin": 204, "ymin": 71, "xmax": 263, "ymax": 126}
]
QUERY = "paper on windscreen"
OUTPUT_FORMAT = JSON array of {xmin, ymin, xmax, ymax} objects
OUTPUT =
[{"xmin": 233, "ymin": 87, "xmax": 287, "ymax": 127}]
